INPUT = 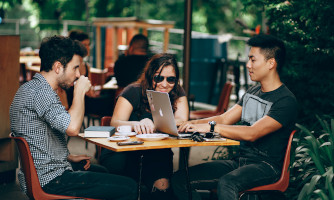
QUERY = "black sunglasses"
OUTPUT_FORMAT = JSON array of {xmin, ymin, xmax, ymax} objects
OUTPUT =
[{"xmin": 153, "ymin": 75, "xmax": 177, "ymax": 84}]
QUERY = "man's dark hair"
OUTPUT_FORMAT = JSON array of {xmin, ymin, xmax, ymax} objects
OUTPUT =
[
  {"xmin": 39, "ymin": 36, "xmax": 75, "ymax": 72},
  {"xmin": 247, "ymin": 34, "xmax": 286, "ymax": 72},
  {"xmin": 73, "ymin": 40, "xmax": 88, "ymax": 58},
  {"xmin": 68, "ymin": 29, "xmax": 89, "ymax": 42},
  {"xmin": 129, "ymin": 34, "xmax": 149, "ymax": 52}
]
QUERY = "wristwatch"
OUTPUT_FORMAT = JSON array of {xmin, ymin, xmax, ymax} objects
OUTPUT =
[{"xmin": 208, "ymin": 121, "xmax": 216, "ymax": 132}]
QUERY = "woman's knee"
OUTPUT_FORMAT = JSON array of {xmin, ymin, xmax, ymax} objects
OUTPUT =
[{"xmin": 153, "ymin": 178, "xmax": 170, "ymax": 191}]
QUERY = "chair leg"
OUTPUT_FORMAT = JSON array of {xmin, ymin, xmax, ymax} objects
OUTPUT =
[{"xmin": 138, "ymin": 154, "xmax": 144, "ymax": 200}]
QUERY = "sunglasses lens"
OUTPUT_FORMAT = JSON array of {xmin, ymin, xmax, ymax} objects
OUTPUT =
[
  {"xmin": 154, "ymin": 76, "xmax": 164, "ymax": 83},
  {"xmin": 167, "ymin": 77, "xmax": 176, "ymax": 83},
  {"xmin": 154, "ymin": 75, "xmax": 176, "ymax": 84}
]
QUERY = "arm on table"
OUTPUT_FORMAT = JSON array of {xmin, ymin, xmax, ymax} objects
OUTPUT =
[
  {"xmin": 179, "ymin": 104, "xmax": 282, "ymax": 142},
  {"xmin": 111, "ymin": 97, "xmax": 155, "ymax": 134}
]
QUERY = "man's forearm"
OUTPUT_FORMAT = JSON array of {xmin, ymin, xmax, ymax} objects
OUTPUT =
[{"xmin": 67, "ymin": 90, "xmax": 85, "ymax": 136}]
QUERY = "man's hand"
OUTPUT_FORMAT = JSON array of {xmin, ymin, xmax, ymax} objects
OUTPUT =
[
  {"xmin": 67, "ymin": 154, "xmax": 91, "ymax": 171},
  {"xmin": 178, "ymin": 122, "xmax": 209, "ymax": 133},
  {"xmin": 134, "ymin": 118, "xmax": 155, "ymax": 134},
  {"xmin": 178, "ymin": 121, "xmax": 196, "ymax": 132},
  {"xmin": 74, "ymin": 75, "xmax": 91, "ymax": 94}
]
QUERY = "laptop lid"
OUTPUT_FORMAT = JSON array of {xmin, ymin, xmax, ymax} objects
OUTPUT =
[{"xmin": 146, "ymin": 90, "xmax": 179, "ymax": 136}]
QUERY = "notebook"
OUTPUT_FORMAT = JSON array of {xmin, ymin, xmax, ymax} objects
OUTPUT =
[
  {"xmin": 146, "ymin": 90, "xmax": 191, "ymax": 138},
  {"xmin": 84, "ymin": 126, "xmax": 116, "ymax": 137}
]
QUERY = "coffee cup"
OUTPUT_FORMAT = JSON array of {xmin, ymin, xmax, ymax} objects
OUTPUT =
[{"xmin": 117, "ymin": 125, "xmax": 132, "ymax": 133}]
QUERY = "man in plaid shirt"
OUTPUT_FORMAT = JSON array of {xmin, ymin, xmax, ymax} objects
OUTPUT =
[{"xmin": 10, "ymin": 35, "xmax": 137, "ymax": 200}]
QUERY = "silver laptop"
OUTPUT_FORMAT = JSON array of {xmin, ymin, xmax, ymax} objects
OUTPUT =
[{"xmin": 146, "ymin": 90, "xmax": 191, "ymax": 138}]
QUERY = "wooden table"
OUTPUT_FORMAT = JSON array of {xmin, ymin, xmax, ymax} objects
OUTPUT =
[
  {"xmin": 78, "ymin": 133, "xmax": 239, "ymax": 152},
  {"xmin": 19, "ymin": 56, "xmax": 41, "ymax": 65},
  {"xmin": 19, "ymin": 56, "xmax": 41, "ymax": 82},
  {"xmin": 78, "ymin": 134, "xmax": 239, "ymax": 200},
  {"xmin": 102, "ymin": 78, "xmax": 118, "ymax": 90}
]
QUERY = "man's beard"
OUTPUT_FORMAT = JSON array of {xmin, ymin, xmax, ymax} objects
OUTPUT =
[{"xmin": 59, "ymin": 82, "xmax": 71, "ymax": 90}]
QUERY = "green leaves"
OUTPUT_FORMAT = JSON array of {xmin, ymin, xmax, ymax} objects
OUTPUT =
[{"xmin": 293, "ymin": 117, "xmax": 334, "ymax": 199}]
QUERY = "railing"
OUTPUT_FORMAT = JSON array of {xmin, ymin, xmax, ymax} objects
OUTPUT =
[
  {"xmin": 2, "ymin": 18, "xmax": 252, "ymax": 105},
  {"xmin": 0, "ymin": 18, "xmax": 249, "ymax": 61}
]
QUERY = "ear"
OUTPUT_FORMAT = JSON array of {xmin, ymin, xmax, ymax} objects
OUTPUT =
[
  {"xmin": 53, "ymin": 61, "xmax": 63, "ymax": 74},
  {"xmin": 268, "ymin": 58, "xmax": 276, "ymax": 70}
]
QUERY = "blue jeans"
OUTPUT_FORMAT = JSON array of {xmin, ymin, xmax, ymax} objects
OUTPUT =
[
  {"xmin": 171, "ymin": 157, "xmax": 280, "ymax": 200},
  {"xmin": 43, "ymin": 170, "xmax": 137, "ymax": 200}
]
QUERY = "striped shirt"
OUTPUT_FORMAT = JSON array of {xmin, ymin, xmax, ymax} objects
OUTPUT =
[{"xmin": 10, "ymin": 73, "xmax": 72, "ymax": 193}]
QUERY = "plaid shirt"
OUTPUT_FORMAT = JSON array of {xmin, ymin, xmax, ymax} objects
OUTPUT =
[{"xmin": 10, "ymin": 73, "xmax": 72, "ymax": 193}]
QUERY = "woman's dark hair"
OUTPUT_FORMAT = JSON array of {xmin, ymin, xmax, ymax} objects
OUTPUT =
[
  {"xmin": 39, "ymin": 35, "xmax": 75, "ymax": 72},
  {"xmin": 137, "ymin": 53, "xmax": 182, "ymax": 113}
]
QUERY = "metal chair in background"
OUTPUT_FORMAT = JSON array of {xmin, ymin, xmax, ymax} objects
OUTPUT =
[{"xmin": 190, "ymin": 82, "xmax": 233, "ymax": 120}]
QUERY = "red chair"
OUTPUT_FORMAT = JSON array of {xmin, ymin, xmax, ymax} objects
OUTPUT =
[
  {"xmin": 85, "ymin": 70, "xmax": 108, "ymax": 127},
  {"xmin": 101, "ymin": 116, "xmax": 112, "ymax": 127},
  {"xmin": 95, "ymin": 116, "xmax": 113, "ymax": 159},
  {"xmin": 11, "ymin": 135, "xmax": 99, "ymax": 200},
  {"xmin": 239, "ymin": 130, "xmax": 297, "ymax": 199},
  {"xmin": 190, "ymin": 82, "xmax": 233, "ymax": 120}
]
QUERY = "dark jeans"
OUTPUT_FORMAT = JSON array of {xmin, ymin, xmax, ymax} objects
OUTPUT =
[
  {"xmin": 43, "ymin": 170, "xmax": 137, "ymax": 200},
  {"xmin": 71, "ymin": 161, "xmax": 109, "ymax": 173},
  {"xmin": 100, "ymin": 148, "xmax": 174, "ymax": 188},
  {"xmin": 99, "ymin": 148, "xmax": 175, "ymax": 200},
  {"xmin": 171, "ymin": 157, "xmax": 280, "ymax": 200}
]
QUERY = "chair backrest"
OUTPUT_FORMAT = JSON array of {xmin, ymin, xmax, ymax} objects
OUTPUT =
[
  {"xmin": 89, "ymin": 70, "xmax": 107, "ymax": 86},
  {"xmin": 13, "ymin": 136, "xmax": 37, "ymax": 199},
  {"xmin": 12, "ymin": 136, "xmax": 87, "ymax": 200},
  {"xmin": 96, "ymin": 116, "xmax": 113, "ymax": 160},
  {"xmin": 246, "ymin": 130, "xmax": 296, "ymax": 192},
  {"xmin": 216, "ymin": 82, "xmax": 233, "ymax": 114},
  {"xmin": 101, "ymin": 116, "xmax": 112, "ymax": 126}
]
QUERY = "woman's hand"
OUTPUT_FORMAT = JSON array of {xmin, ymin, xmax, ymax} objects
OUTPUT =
[
  {"xmin": 67, "ymin": 154, "xmax": 91, "ymax": 171},
  {"xmin": 134, "ymin": 118, "xmax": 155, "ymax": 134}
]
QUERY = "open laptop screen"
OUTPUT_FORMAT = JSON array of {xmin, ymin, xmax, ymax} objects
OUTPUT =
[{"xmin": 146, "ymin": 90, "xmax": 179, "ymax": 136}]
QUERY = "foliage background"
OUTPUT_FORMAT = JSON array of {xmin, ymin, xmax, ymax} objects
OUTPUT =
[{"xmin": 2, "ymin": 0, "xmax": 333, "ymax": 125}]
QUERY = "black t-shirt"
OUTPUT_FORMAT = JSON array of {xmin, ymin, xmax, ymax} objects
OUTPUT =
[
  {"xmin": 120, "ymin": 83, "xmax": 186, "ymax": 121},
  {"xmin": 237, "ymin": 83, "xmax": 298, "ymax": 169},
  {"xmin": 114, "ymin": 55, "xmax": 150, "ymax": 87}
]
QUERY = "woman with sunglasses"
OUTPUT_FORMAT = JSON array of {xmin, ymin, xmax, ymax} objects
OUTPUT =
[{"xmin": 99, "ymin": 53, "xmax": 189, "ymax": 200}]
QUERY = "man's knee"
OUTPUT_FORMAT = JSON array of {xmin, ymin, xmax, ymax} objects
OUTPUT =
[{"xmin": 218, "ymin": 176, "xmax": 238, "ymax": 191}]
